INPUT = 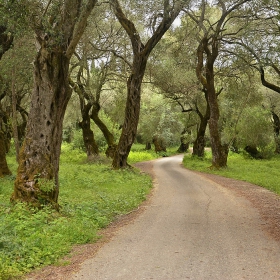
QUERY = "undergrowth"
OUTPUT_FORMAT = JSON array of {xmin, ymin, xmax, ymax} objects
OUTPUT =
[
  {"xmin": 183, "ymin": 150, "xmax": 280, "ymax": 195},
  {"xmin": 0, "ymin": 144, "xmax": 154, "ymax": 280}
]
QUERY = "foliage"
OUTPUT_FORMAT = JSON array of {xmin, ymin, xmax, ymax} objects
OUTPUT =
[
  {"xmin": 0, "ymin": 146, "xmax": 152, "ymax": 279},
  {"xmin": 138, "ymin": 91, "xmax": 184, "ymax": 147},
  {"xmin": 235, "ymin": 106, "xmax": 273, "ymax": 150},
  {"xmin": 183, "ymin": 150, "xmax": 280, "ymax": 195}
]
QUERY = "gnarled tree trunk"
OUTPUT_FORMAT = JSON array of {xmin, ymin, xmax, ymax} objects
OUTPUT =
[
  {"xmin": 110, "ymin": 0, "xmax": 183, "ymax": 168},
  {"xmin": 11, "ymin": 0, "xmax": 97, "ymax": 208},
  {"xmin": 91, "ymin": 103, "xmax": 116, "ymax": 158},
  {"xmin": 207, "ymin": 77, "xmax": 228, "ymax": 167},
  {"xmin": 12, "ymin": 50, "xmax": 71, "ymax": 208},
  {"xmin": 145, "ymin": 142, "xmax": 151, "ymax": 150},
  {"xmin": 177, "ymin": 139, "xmax": 189, "ymax": 153},
  {"xmin": 79, "ymin": 104, "xmax": 99, "ymax": 159},
  {"xmin": 112, "ymin": 59, "xmax": 147, "ymax": 168},
  {"xmin": 196, "ymin": 36, "xmax": 228, "ymax": 168},
  {"xmin": 192, "ymin": 92, "xmax": 210, "ymax": 157}
]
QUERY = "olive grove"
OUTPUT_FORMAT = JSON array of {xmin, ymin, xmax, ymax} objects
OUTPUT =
[{"xmin": 1, "ymin": 0, "xmax": 280, "ymax": 207}]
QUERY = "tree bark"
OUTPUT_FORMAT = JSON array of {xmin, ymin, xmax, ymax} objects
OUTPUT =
[
  {"xmin": 145, "ymin": 142, "xmax": 151, "ymax": 150},
  {"xmin": 192, "ymin": 92, "xmax": 210, "ymax": 157},
  {"xmin": 90, "ymin": 103, "xmax": 117, "ymax": 158},
  {"xmin": 196, "ymin": 37, "xmax": 228, "ymax": 168},
  {"xmin": 0, "ymin": 130, "xmax": 11, "ymax": 177},
  {"xmin": 110, "ymin": 0, "xmax": 183, "ymax": 168},
  {"xmin": 11, "ymin": 0, "xmax": 97, "ymax": 208},
  {"xmin": 206, "ymin": 71, "xmax": 228, "ymax": 167},
  {"xmin": 112, "ymin": 59, "xmax": 147, "ymax": 167},
  {"xmin": 12, "ymin": 49, "xmax": 71, "ymax": 208},
  {"xmin": 79, "ymin": 104, "xmax": 99, "ymax": 159},
  {"xmin": 177, "ymin": 140, "xmax": 189, "ymax": 153},
  {"xmin": 69, "ymin": 76, "xmax": 99, "ymax": 159},
  {"xmin": 272, "ymin": 111, "xmax": 280, "ymax": 154}
]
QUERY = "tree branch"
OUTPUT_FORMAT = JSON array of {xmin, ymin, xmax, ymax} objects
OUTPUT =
[{"xmin": 66, "ymin": 0, "xmax": 98, "ymax": 58}]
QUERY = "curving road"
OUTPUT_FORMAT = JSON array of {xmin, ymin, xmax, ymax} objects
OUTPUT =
[{"xmin": 70, "ymin": 155, "xmax": 280, "ymax": 280}]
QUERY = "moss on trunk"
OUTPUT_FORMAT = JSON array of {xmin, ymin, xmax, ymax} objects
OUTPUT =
[{"xmin": 12, "ymin": 48, "xmax": 71, "ymax": 208}]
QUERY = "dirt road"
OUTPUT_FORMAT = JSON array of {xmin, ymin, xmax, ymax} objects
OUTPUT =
[{"xmin": 68, "ymin": 155, "xmax": 280, "ymax": 280}]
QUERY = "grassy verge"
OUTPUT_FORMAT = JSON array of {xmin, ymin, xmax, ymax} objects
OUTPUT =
[
  {"xmin": 0, "ymin": 144, "xmax": 154, "ymax": 280},
  {"xmin": 183, "ymin": 150, "xmax": 280, "ymax": 195}
]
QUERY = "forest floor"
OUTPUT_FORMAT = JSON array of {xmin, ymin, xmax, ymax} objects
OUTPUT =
[{"xmin": 25, "ymin": 157, "xmax": 280, "ymax": 280}]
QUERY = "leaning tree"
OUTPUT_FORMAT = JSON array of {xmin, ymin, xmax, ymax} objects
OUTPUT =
[{"xmin": 110, "ymin": 0, "xmax": 189, "ymax": 168}]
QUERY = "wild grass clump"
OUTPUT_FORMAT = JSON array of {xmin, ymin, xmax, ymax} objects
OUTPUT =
[
  {"xmin": 183, "ymin": 151, "xmax": 280, "ymax": 195},
  {"xmin": 0, "ymin": 145, "xmax": 152, "ymax": 279},
  {"xmin": 128, "ymin": 151, "xmax": 157, "ymax": 163}
]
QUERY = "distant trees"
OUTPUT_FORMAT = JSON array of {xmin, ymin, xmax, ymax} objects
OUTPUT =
[{"xmin": 137, "ymin": 92, "xmax": 184, "ymax": 152}]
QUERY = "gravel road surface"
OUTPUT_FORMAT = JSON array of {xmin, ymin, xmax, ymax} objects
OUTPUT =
[{"xmin": 69, "ymin": 155, "xmax": 280, "ymax": 280}]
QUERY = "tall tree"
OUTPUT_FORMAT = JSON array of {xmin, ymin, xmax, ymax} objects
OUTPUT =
[
  {"xmin": 11, "ymin": 0, "xmax": 97, "ymax": 208},
  {"xmin": 150, "ymin": 24, "xmax": 210, "ymax": 157},
  {"xmin": 188, "ymin": 0, "xmax": 251, "ymax": 167},
  {"xmin": 110, "ymin": 0, "xmax": 188, "ymax": 168}
]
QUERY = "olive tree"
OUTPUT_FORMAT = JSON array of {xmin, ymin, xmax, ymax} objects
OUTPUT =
[
  {"xmin": 11, "ymin": 0, "xmax": 98, "ymax": 208},
  {"xmin": 110, "ymin": 0, "xmax": 189, "ymax": 168},
  {"xmin": 186, "ymin": 0, "xmax": 251, "ymax": 167}
]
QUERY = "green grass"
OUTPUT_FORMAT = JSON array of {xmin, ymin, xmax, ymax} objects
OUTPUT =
[
  {"xmin": 0, "ymin": 145, "xmax": 153, "ymax": 280},
  {"xmin": 183, "ymin": 150, "xmax": 280, "ymax": 195},
  {"xmin": 128, "ymin": 143, "xmax": 179, "ymax": 164}
]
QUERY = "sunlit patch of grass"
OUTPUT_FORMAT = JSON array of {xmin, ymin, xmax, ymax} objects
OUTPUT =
[
  {"xmin": 128, "ymin": 151, "xmax": 157, "ymax": 163},
  {"xmin": 183, "ymin": 151, "xmax": 280, "ymax": 195},
  {"xmin": 128, "ymin": 144, "xmax": 180, "ymax": 164}
]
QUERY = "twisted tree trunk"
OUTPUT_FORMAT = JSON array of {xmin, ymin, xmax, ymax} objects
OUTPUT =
[
  {"xmin": 79, "ymin": 103, "xmax": 99, "ymax": 159},
  {"xmin": 110, "ymin": 0, "xmax": 183, "ymax": 168},
  {"xmin": 91, "ymin": 103, "xmax": 116, "ymax": 158},
  {"xmin": 12, "ymin": 50, "xmax": 71, "ymax": 208},
  {"xmin": 192, "ymin": 92, "xmax": 210, "ymax": 157},
  {"xmin": 196, "ymin": 37, "xmax": 228, "ymax": 168},
  {"xmin": 12, "ymin": 0, "xmax": 97, "ymax": 208},
  {"xmin": 112, "ymin": 57, "xmax": 147, "ymax": 167}
]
